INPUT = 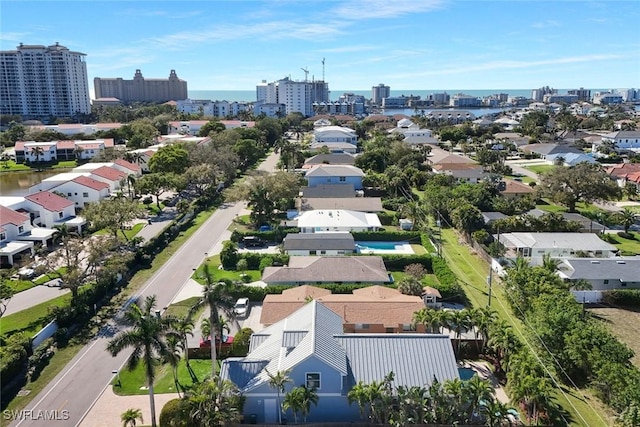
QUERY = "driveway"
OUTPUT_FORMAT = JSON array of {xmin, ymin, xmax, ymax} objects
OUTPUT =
[{"xmin": 3, "ymin": 284, "xmax": 69, "ymax": 317}]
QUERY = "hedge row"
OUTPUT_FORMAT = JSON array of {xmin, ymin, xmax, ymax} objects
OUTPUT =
[
  {"xmin": 602, "ymin": 289, "xmax": 640, "ymax": 308},
  {"xmin": 379, "ymin": 253, "xmax": 432, "ymax": 271},
  {"xmin": 227, "ymin": 283, "xmax": 396, "ymax": 302},
  {"xmin": 430, "ymin": 256, "xmax": 465, "ymax": 303},
  {"xmin": 236, "ymin": 252, "xmax": 290, "ymax": 271}
]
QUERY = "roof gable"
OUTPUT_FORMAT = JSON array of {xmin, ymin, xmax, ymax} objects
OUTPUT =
[
  {"xmin": 25, "ymin": 191, "xmax": 73, "ymax": 211},
  {"xmin": 0, "ymin": 205, "xmax": 30, "ymax": 226},
  {"xmin": 71, "ymin": 176, "xmax": 110, "ymax": 191}
]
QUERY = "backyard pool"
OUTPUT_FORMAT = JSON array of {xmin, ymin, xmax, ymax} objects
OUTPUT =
[{"xmin": 355, "ymin": 241, "xmax": 414, "ymax": 255}]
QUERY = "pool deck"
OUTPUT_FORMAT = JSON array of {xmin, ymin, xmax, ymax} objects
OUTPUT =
[{"xmin": 355, "ymin": 241, "xmax": 415, "ymax": 255}]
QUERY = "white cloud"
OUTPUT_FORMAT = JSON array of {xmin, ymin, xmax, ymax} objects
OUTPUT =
[
  {"xmin": 531, "ymin": 20, "xmax": 561, "ymax": 29},
  {"xmin": 331, "ymin": 0, "xmax": 444, "ymax": 20},
  {"xmin": 317, "ymin": 45, "xmax": 378, "ymax": 54}
]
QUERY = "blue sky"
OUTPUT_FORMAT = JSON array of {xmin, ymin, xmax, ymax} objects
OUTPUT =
[{"xmin": 1, "ymin": 1, "xmax": 638, "ymax": 92}]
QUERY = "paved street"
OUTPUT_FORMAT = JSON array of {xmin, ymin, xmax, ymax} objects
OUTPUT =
[{"xmin": 10, "ymin": 151, "xmax": 279, "ymax": 427}]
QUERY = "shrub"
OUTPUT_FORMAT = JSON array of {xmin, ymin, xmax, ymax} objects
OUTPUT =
[
  {"xmin": 27, "ymin": 338, "xmax": 55, "ymax": 381},
  {"xmin": 159, "ymin": 398, "xmax": 189, "ymax": 427},
  {"xmin": 352, "ymin": 230, "xmax": 421, "ymax": 242},
  {"xmin": 231, "ymin": 328, "xmax": 254, "ymax": 357},
  {"xmin": 404, "ymin": 263, "xmax": 427, "ymax": 280},
  {"xmin": 236, "ymin": 259, "xmax": 248, "ymax": 272},
  {"xmin": 420, "ymin": 233, "xmax": 437, "ymax": 253},
  {"xmin": 397, "ymin": 276, "xmax": 424, "ymax": 296},
  {"xmin": 430, "ymin": 257, "xmax": 465, "ymax": 302},
  {"xmin": 220, "ymin": 241, "xmax": 238, "ymax": 270},
  {"xmin": 602, "ymin": 289, "xmax": 640, "ymax": 308},
  {"xmin": 0, "ymin": 333, "xmax": 30, "ymax": 382},
  {"xmin": 231, "ymin": 227, "xmax": 299, "ymax": 243},
  {"xmin": 380, "ymin": 254, "xmax": 432, "ymax": 271},
  {"xmin": 618, "ymin": 231, "xmax": 635, "ymax": 240},
  {"xmin": 377, "ymin": 211, "xmax": 396, "ymax": 226}
]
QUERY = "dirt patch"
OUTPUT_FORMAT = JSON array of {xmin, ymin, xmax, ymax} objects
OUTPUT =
[{"xmin": 589, "ymin": 306, "xmax": 640, "ymax": 367}]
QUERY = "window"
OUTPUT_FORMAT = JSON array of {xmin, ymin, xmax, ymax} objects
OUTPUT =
[
  {"xmin": 305, "ymin": 373, "xmax": 320, "ymax": 390},
  {"xmin": 0, "ymin": 232, "xmax": 6, "ymax": 241},
  {"xmin": 58, "ymin": 212, "xmax": 63, "ymax": 218},
  {"xmin": 402, "ymin": 324, "xmax": 413, "ymax": 331},
  {"xmin": 603, "ymin": 279, "xmax": 609, "ymax": 285},
  {"xmin": 83, "ymin": 192, "xmax": 89, "ymax": 198},
  {"xmin": 355, "ymin": 323, "xmax": 370, "ymax": 330},
  {"xmin": 18, "ymin": 226, "xmax": 24, "ymax": 233},
  {"xmin": 339, "ymin": 176, "xmax": 346, "ymax": 182},
  {"xmin": 67, "ymin": 193, "xmax": 72, "ymax": 197}
]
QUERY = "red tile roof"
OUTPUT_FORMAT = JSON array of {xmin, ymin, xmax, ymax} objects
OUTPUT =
[
  {"xmin": 72, "ymin": 176, "xmax": 110, "ymax": 191},
  {"xmin": 113, "ymin": 158, "xmax": 141, "ymax": 173},
  {"xmin": 91, "ymin": 166, "xmax": 126, "ymax": 182},
  {"xmin": 56, "ymin": 140, "xmax": 76, "ymax": 149},
  {"xmin": 0, "ymin": 205, "xmax": 30, "ymax": 226},
  {"xmin": 25, "ymin": 191, "xmax": 74, "ymax": 212}
]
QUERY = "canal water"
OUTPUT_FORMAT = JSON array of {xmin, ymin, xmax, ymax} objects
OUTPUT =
[{"xmin": 0, "ymin": 169, "xmax": 72, "ymax": 197}]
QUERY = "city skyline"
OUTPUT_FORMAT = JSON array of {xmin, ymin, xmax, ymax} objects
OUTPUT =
[{"xmin": 1, "ymin": 1, "xmax": 639, "ymax": 94}]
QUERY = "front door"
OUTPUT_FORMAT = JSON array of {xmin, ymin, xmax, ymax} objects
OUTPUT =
[{"xmin": 264, "ymin": 398, "xmax": 277, "ymax": 424}]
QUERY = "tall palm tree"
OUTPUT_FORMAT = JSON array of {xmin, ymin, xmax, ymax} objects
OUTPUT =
[
  {"xmin": 187, "ymin": 378, "xmax": 244, "ymax": 425},
  {"xmin": 615, "ymin": 207, "xmax": 639, "ymax": 234},
  {"xmin": 165, "ymin": 334, "xmax": 183, "ymax": 397},
  {"xmin": 463, "ymin": 375, "xmax": 495, "ymax": 423},
  {"xmin": 282, "ymin": 386, "xmax": 303, "ymax": 424},
  {"xmin": 107, "ymin": 295, "xmax": 179, "ymax": 427},
  {"xmin": 347, "ymin": 381, "xmax": 371, "ymax": 420},
  {"xmin": 175, "ymin": 315, "xmax": 197, "ymax": 382},
  {"xmin": 481, "ymin": 399, "xmax": 512, "ymax": 427},
  {"xmin": 266, "ymin": 369, "xmax": 292, "ymax": 425},
  {"xmin": 120, "ymin": 408, "xmax": 143, "ymax": 427},
  {"xmin": 450, "ymin": 310, "xmax": 471, "ymax": 358},
  {"xmin": 216, "ymin": 315, "xmax": 231, "ymax": 356},
  {"xmin": 298, "ymin": 385, "xmax": 320, "ymax": 423},
  {"xmin": 190, "ymin": 275, "xmax": 236, "ymax": 378},
  {"xmin": 469, "ymin": 307, "xmax": 496, "ymax": 354},
  {"xmin": 31, "ymin": 145, "xmax": 44, "ymax": 164}
]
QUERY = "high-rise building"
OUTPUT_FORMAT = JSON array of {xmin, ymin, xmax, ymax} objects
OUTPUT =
[
  {"xmin": 0, "ymin": 42, "xmax": 91, "ymax": 119},
  {"xmin": 94, "ymin": 69, "xmax": 187, "ymax": 104},
  {"xmin": 567, "ymin": 87, "xmax": 591, "ymax": 102},
  {"xmin": 259, "ymin": 77, "xmax": 329, "ymax": 116},
  {"xmin": 371, "ymin": 83, "xmax": 390, "ymax": 105},
  {"xmin": 531, "ymin": 86, "xmax": 555, "ymax": 102}
]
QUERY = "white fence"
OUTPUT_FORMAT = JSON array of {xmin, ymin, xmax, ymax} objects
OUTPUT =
[{"xmin": 31, "ymin": 320, "xmax": 58, "ymax": 350}]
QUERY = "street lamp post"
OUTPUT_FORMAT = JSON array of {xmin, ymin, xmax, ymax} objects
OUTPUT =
[{"xmin": 112, "ymin": 369, "xmax": 121, "ymax": 387}]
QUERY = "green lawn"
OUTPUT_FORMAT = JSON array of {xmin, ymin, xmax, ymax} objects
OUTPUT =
[
  {"xmin": 0, "ymin": 160, "xmax": 31, "ymax": 171},
  {"xmin": 32, "ymin": 268, "xmax": 67, "ymax": 285},
  {"xmin": 0, "ymin": 160, "xmax": 78, "ymax": 172},
  {"xmin": 1, "ymin": 293, "xmax": 72, "ymax": 336},
  {"xmin": 525, "ymin": 164, "xmax": 556, "ymax": 174},
  {"xmin": 192, "ymin": 254, "xmax": 261, "ymax": 285},
  {"xmin": 7, "ymin": 279, "xmax": 38, "ymax": 293},
  {"xmin": 439, "ymin": 228, "xmax": 613, "ymax": 427},
  {"xmin": 113, "ymin": 359, "xmax": 217, "ymax": 396},
  {"xmin": 143, "ymin": 202, "xmax": 166, "ymax": 216},
  {"xmin": 228, "ymin": 214, "xmax": 253, "ymax": 232},
  {"xmin": 410, "ymin": 244, "xmax": 427, "ymax": 255},
  {"xmin": 601, "ymin": 231, "xmax": 640, "ymax": 255},
  {"xmin": 163, "ymin": 297, "xmax": 202, "ymax": 319}
]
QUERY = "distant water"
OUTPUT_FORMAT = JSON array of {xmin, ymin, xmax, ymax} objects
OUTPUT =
[{"xmin": 188, "ymin": 88, "xmax": 610, "ymax": 103}]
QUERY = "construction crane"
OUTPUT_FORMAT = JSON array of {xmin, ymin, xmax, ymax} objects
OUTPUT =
[{"xmin": 301, "ymin": 67, "xmax": 309, "ymax": 82}]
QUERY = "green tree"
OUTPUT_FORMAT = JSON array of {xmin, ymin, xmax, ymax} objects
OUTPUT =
[
  {"xmin": 83, "ymin": 197, "xmax": 142, "ymax": 240},
  {"xmin": 537, "ymin": 163, "xmax": 621, "ymax": 212},
  {"xmin": 189, "ymin": 277, "xmax": 236, "ymax": 377},
  {"xmin": 197, "ymin": 120, "xmax": 226, "ymax": 136},
  {"xmin": 219, "ymin": 241, "xmax": 238, "ymax": 270},
  {"xmin": 136, "ymin": 173, "xmax": 182, "ymax": 210},
  {"xmin": 148, "ymin": 144, "xmax": 190, "ymax": 174},
  {"xmin": 347, "ymin": 381, "xmax": 371, "ymax": 420},
  {"xmin": 451, "ymin": 203, "xmax": 484, "ymax": 234},
  {"xmin": 614, "ymin": 207, "xmax": 639, "ymax": 234},
  {"xmin": 186, "ymin": 378, "xmax": 244, "ymax": 425},
  {"xmin": 107, "ymin": 296, "xmax": 180, "ymax": 427},
  {"xmin": 266, "ymin": 369, "xmax": 292, "ymax": 425},
  {"xmin": 283, "ymin": 385, "xmax": 319, "ymax": 423},
  {"xmin": 397, "ymin": 275, "xmax": 423, "ymax": 296},
  {"xmin": 120, "ymin": 408, "xmax": 143, "ymax": 427},
  {"xmin": 31, "ymin": 145, "xmax": 45, "ymax": 163},
  {"xmin": 0, "ymin": 280, "xmax": 14, "ymax": 318}
]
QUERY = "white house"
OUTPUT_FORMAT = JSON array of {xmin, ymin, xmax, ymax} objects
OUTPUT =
[
  {"xmin": 296, "ymin": 209, "xmax": 381, "ymax": 233},
  {"xmin": 601, "ymin": 130, "xmax": 640, "ymax": 151},
  {"xmin": 30, "ymin": 172, "xmax": 92, "ymax": 193},
  {"xmin": 0, "ymin": 206, "xmax": 35, "ymax": 266},
  {"xmin": 24, "ymin": 191, "xmax": 78, "ymax": 229},
  {"xmin": 50, "ymin": 176, "xmax": 111, "ymax": 208},
  {"xmin": 497, "ymin": 232, "xmax": 618, "ymax": 259},
  {"xmin": 88, "ymin": 166, "xmax": 127, "ymax": 193},
  {"xmin": 312, "ymin": 126, "xmax": 358, "ymax": 145},
  {"xmin": 309, "ymin": 142, "xmax": 357, "ymax": 154},
  {"xmin": 559, "ymin": 257, "xmax": 640, "ymax": 291}
]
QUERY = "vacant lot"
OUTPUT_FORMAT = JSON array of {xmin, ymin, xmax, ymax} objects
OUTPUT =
[{"xmin": 589, "ymin": 306, "xmax": 640, "ymax": 367}]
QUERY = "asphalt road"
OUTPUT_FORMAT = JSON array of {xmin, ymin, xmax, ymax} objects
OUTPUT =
[{"xmin": 10, "ymin": 151, "xmax": 279, "ymax": 427}]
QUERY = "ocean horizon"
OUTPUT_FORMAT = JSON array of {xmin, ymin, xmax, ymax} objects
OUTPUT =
[{"xmin": 188, "ymin": 88, "xmax": 612, "ymax": 103}]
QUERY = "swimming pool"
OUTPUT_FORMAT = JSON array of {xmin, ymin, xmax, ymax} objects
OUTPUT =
[{"xmin": 355, "ymin": 241, "xmax": 414, "ymax": 254}]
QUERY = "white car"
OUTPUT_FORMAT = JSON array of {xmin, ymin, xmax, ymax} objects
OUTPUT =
[{"xmin": 234, "ymin": 298, "xmax": 250, "ymax": 318}]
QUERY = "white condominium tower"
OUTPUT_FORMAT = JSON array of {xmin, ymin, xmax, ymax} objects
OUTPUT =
[
  {"xmin": 0, "ymin": 42, "xmax": 91, "ymax": 119},
  {"xmin": 259, "ymin": 77, "xmax": 329, "ymax": 116}
]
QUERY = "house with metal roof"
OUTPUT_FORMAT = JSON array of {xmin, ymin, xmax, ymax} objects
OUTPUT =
[
  {"xmin": 220, "ymin": 300, "xmax": 459, "ymax": 424},
  {"xmin": 306, "ymin": 165, "xmax": 364, "ymax": 190},
  {"xmin": 283, "ymin": 232, "xmax": 356, "ymax": 256},
  {"xmin": 298, "ymin": 197, "xmax": 384, "ymax": 213},
  {"xmin": 295, "ymin": 209, "xmax": 381, "ymax": 233},
  {"xmin": 558, "ymin": 257, "xmax": 640, "ymax": 291},
  {"xmin": 303, "ymin": 153, "xmax": 355, "ymax": 169},
  {"xmin": 261, "ymin": 256, "xmax": 390, "ymax": 285},
  {"xmin": 497, "ymin": 232, "xmax": 618, "ymax": 259},
  {"xmin": 299, "ymin": 184, "xmax": 356, "ymax": 198},
  {"xmin": 309, "ymin": 141, "xmax": 357, "ymax": 154}
]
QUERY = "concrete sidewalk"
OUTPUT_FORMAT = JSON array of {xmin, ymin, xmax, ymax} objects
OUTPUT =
[{"xmin": 79, "ymin": 386, "xmax": 178, "ymax": 427}]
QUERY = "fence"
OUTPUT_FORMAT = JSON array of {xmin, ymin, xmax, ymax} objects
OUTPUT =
[{"xmin": 31, "ymin": 320, "xmax": 58, "ymax": 350}]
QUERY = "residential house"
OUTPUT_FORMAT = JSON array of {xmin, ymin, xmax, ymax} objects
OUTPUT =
[
  {"xmin": 481, "ymin": 212, "xmax": 507, "ymax": 226},
  {"xmin": 493, "ymin": 132, "xmax": 530, "ymax": 148},
  {"xmin": 297, "ymin": 197, "xmax": 383, "ymax": 213},
  {"xmin": 389, "ymin": 119, "xmax": 438, "ymax": 145},
  {"xmin": 14, "ymin": 139, "xmax": 115, "ymax": 163},
  {"xmin": 88, "ymin": 166, "xmax": 127, "ymax": 193},
  {"xmin": 261, "ymin": 285, "xmax": 427, "ymax": 332},
  {"xmin": 312, "ymin": 126, "xmax": 358, "ymax": 145},
  {"xmin": 261, "ymin": 256, "xmax": 390, "ymax": 285},
  {"xmin": 497, "ymin": 232, "xmax": 618, "ymax": 259},
  {"xmin": 30, "ymin": 172, "xmax": 92, "ymax": 193},
  {"xmin": 295, "ymin": 209, "xmax": 381, "ymax": 233},
  {"xmin": 309, "ymin": 141, "xmax": 357, "ymax": 154},
  {"xmin": 520, "ymin": 143, "xmax": 583, "ymax": 160},
  {"xmin": 24, "ymin": 191, "xmax": 84, "ymax": 231},
  {"xmin": 601, "ymin": 130, "xmax": 640, "ymax": 152},
  {"xmin": 500, "ymin": 179, "xmax": 535, "ymax": 199},
  {"xmin": 0, "ymin": 206, "xmax": 35, "ymax": 266},
  {"xmin": 26, "ymin": 123, "xmax": 123, "ymax": 136},
  {"xmin": 220, "ymin": 300, "xmax": 459, "ymax": 424},
  {"xmin": 545, "ymin": 152, "xmax": 596, "ymax": 166},
  {"xmin": 299, "ymin": 184, "xmax": 356, "ymax": 199},
  {"xmin": 432, "ymin": 163, "xmax": 487, "ymax": 184},
  {"xmin": 525, "ymin": 209, "xmax": 607, "ymax": 233},
  {"xmin": 425, "ymin": 110, "xmax": 475, "ymax": 123},
  {"xmin": 426, "ymin": 147, "xmax": 476, "ymax": 166},
  {"xmin": 283, "ymin": 232, "xmax": 356, "ymax": 256},
  {"xmin": 559, "ymin": 258, "xmax": 640, "ymax": 291},
  {"xmin": 305, "ymin": 165, "xmax": 364, "ymax": 190},
  {"xmin": 606, "ymin": 163, "xmax": 640, "ymax": 190},
  {"xmin": 50, "ymin": 176, "xmax": 111, "ymax": 208},
  {"xmin": 302, "ymin": 153, "xmax": 355, "ymax": 169}
]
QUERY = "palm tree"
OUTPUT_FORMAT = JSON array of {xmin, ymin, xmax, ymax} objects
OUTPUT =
[
  {"xmin": 266, "ymin": 369, "xmax": 292, "ymax": 425},
  {"xmin": 487, "ymin": 320, "xmax": 519, "ymax": 376},
  {"xmin": 107, "ymin": 295, "xmax": 179, "ymax": 427},
  {"xmin": 297, "ymin": 385, "xmax": 319, "ymax": 423},
  {"xmin": 175, "ymin": 315, "xmax": 197, "ymax": 382},
  {"xmin": 347, "ymin": 381, "xmax": 371, "ymax": 420},
  {"xmin": 31, "ymin": 145, "xmax": 44, "ymax": 164},
  {"xmin": 615, "ymin": 207, "xmax": 639, "ymax": 234},
  {"xmin": 469, "ymin": 307, "xmax": 496, "ymax": 354},
  {"xmin": 443, "ymin": 378, "xmax": 466, "ymax": 422},
  {"xmin": 450, "ymin": 310, "xmax": 472, "ymax": 358},
  {"xmin": 481, "ymin": 399, "xmax": 512, "ymax": 427},
  {"xmin": 187, "ymin": 378, "xmax": 244, "ymax": 425},
  {"xmin": 464, "ymin": 375, "xmax": 495, "ymax": 423},
  {"xmin": 165, "ymin": 334, "xmax": 183, "ymax": 397},
  {"xmin": 120, "ymin": 408, "xmax": 143, "ymax": 427},
  {"xmin": 413, "ymin": 308, "xmax": 434, "ymax": 333},
  {"xmin": 541, "ymin": 253, "xmax": 563, "ymax": 273},
  {"xmin": 190, "ymin": 276, "xmax": 236, "ymax": 378},
  {"xmin": 216, "ymin": 315, "xmax": 231, "ymax": 356}
]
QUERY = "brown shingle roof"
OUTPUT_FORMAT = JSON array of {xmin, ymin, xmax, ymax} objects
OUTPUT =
[
  {"xmin": 25, "ymin": 191, "xmax": 73, "ymax": 212},
  {"xmin": 262, "ymin": 256, "xmax": 389, "ymax": 284},
  {"xmin": 260, "ymin": 285, "xmax": 424, "ymax": 326},
  {"xmin": 501, "ymin": 179, "xmax": 535, "ymax": 194}
]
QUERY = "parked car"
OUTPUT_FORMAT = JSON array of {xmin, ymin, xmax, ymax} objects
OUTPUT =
[
  {"xmin": 199, "ymin": 335, "xmax": 234, "ymax": 349},
  {"xmin": 243, "ymin": 236, "xmax": 265, "ymax": 248},
  {"xmin": 258, "ymin": 224, "xmax": 272, "ymax": 232},
  {"xmin": 234, "ymin": 298, "xmax": 250, "ymax": 318}
]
